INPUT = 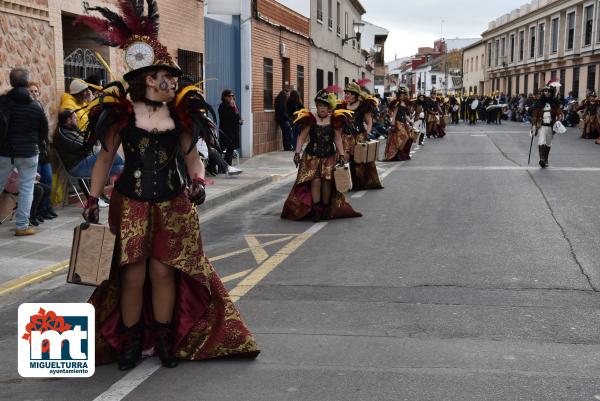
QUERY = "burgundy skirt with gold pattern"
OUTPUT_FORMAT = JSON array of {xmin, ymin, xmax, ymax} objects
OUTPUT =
[
  {"xmin": 384, "ymin": 122, "xmax": 412, "ymax": 161},
  {"xmin": 343, "ymin": 132, "xmax": 384, "ymax": 190},
  {"xmin": 90, "ymin": 190, "xmax": 260, "ymax": 364},
  {"xmin": 281, "ymin": 154, "xmax": 362, "ymax": 220}
]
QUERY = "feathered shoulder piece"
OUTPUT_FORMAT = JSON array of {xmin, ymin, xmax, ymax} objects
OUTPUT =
[
  {"xmin": 293, "ymin": 108, "xmax": 316, "ymax": 128},
  {"xmin": 360, "ymin": 95, "xmax": 378, "ymax": 114},
  {"xmin": 331, "ymin": 109, "xmax": 354, "ymax": 129},
  {"xmin": 174, "ymin": 84, "xmax": 216, "ymax": 154},
  {"xmin": 83, "ymin": 81, "xmax": 132, "ymax": 151},
  {"xmin": 335, "ymin": 100, "xmax": 349, "ymax": 110}
]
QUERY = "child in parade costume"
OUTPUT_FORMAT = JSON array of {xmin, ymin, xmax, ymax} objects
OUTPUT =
[
  {"xmin": 384, "ymin": 87, "xmax": 413, "ymax": 161},
  {"xmin": 77, "ymin": 0, "xmax": 259, "ymax": 370},
  {"xmin": 281, "ymin": 89, "xmax": 361, "ymax": 222},
  {"xmin": 339, "ymin": 82, "xmax": 384, "ymax": 190},
  {"xmin": 579, "ymin": 91, "xmax": 600, "ymax": 140}
]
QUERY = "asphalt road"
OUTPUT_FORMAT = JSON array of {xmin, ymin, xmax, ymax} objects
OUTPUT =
[{"xmin": 1, "ymin": 121, "xmax": 599, "ymax": 401}]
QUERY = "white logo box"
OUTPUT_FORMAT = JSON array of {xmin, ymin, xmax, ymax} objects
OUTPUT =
[{"xmin": 18, "ymin": 303, "xmax": 95, "ymax": 378}]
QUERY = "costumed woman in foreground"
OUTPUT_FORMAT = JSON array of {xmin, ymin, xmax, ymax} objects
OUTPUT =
[
  {"xmin": 340, "ymin": 82, "xmax": 383, "ymax": 190},
  {"xmin": 281, "ymin": 89, "xmax": 362, "ymax": 222},
  {"xmin": 77, "ymin": 0, "xmax": 259, "ymax": 370}
]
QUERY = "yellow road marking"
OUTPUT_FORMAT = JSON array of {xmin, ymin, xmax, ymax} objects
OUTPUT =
[
  {"xmin": 0, "ymin": 260, "xmax": 69, "ymax": 297},
  {"xmin": 229, "ymin": 223, "xmax": 327, "ymax": 302},
  {"xmin": 244, "ymin": 235, "xmax": 269, "ymax": 264},
  {"xmin": 209, "ymin": 235, "xmax": 295, "ymax": 261},
  {"xmin": 221, "ymin": 269, "xmax": 253, "ymax": 283}
]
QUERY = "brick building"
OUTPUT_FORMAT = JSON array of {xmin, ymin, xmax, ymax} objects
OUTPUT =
[
  {"xmin": 483, "ymin": 0, "xmax": 600, "ymax": 98},
  {"xmin": 0, "ymin": 0, "xmax": 204, "ymax": 131},
  {"xmin": 252, "ymin": 0, "xmax": 310, "ymax": 154}
]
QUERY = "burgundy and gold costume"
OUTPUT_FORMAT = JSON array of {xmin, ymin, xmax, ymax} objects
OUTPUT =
[
  {"xmin": 579, "ymin": 95, "xmax": 600, "ymax": 139},
  {"xmin": 339, "ymin": 94, "xmax": 384, "ymax": 190},
  {"xmin": 281, "ymin": 110, "xmax": 361, "ymax": 220},
  {"xmin": 384, "ymin": 97, "xmax": 413, "ymax": 161},
  {"xmin": 77, "ymin": 1, "xmax": 259, "ymax": 365},
  {"xmin": 84, "ymin": 87, "xmax": 260, "ymax": 364}
]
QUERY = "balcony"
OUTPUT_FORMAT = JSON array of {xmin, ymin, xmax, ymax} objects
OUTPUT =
[
  {"xmin": 328, "ymin": 18, "xmax": 333, "ymax": 30},
  {"xmin": 317, "ymin": 10, "xmax": 323, "ymax": 22}
]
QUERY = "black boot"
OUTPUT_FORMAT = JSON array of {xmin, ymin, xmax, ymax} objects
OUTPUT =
[
  {"xmin": 118, "ymin": 321, "xmax": 143, "ymax": 371},
  {"xmin": 312, "ymin": 203, "xmax": 322, "ymax": 223},
  {"xmin": 538, "ymin": 146, "xmax": 546, "ymax": 168},
  {"xmin": 544, "ymin": 145, "xmax": 551, "ymax": 166},
  {"xmin": 321, "ymin": 202, "xmax": 330, "ymax": 221},
  {"xmin": 418, "ymin": 133, "xmax": 424, "ymax": 146},
  {"xmin": 154, "ymin": 322, "xmax": 178, "ymax": 368}
]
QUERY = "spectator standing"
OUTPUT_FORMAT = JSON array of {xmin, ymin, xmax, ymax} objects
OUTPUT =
[
  {"xmin": 0, "ymin": 68, "xmax": 49, "ymax": 236},
  {"xmin": 28, "ymin": 81, "xmax": 57, "ymax": 220},
  {"xmin": 274, "ymin": 88, "xmax": 292, "ymax": 150},
  {"xmin": 218, "ymin": 89, "xmax": 243, "ymax": 165},
  {"xmin": 286, "ymin": 89, "xmax": 304, "ymax": 149}
]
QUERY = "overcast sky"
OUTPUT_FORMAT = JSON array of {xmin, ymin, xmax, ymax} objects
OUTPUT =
[{"xmin": 361, "ymin": 0, "xmax": 529, "ymax": 61}]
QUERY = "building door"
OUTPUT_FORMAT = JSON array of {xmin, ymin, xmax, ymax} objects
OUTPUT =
[
  {"xmin": 282, "ymin": 58, "xmax": 291, "ymax": 89},
  {"xmin": 205, "ymin": 16, "xmax": 241, "ymax": 124},
  {"xmin": 63, "ymin": 48, "xmax": 107, "ymax": 90}
]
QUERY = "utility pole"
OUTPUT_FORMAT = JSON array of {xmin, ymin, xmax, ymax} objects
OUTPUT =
[{"xmin": 441, "ymin": 20, "xmax": 448, "ymax": 96}]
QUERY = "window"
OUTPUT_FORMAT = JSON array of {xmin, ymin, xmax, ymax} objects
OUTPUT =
[
  {"xmin": 524, "ymin": 74, "xmax": 529, "ymax": 94},
  {"xmin": 327, "ymin": 71, "xmax": 334, "ymax": 87},
  {"xmin": 495, "ymin": 40, "xmax": 499, "ymax": 66},
  {"xmin": 508, "ymin": 76, "xmax": 512, "ymax": 95},
  {"xmin": 344, "ymin": 76, "xmax": 349, "ymax": 86},
  {"xmin": 516, "ymin": 75, "xmax": 520, "ymax": 94},
  {"xmin": 573, "ymin": 67, "xmax": 580, "ymax": 97},
  {"xmin": 588, "ymin": 65, "xmax": 596, "ymax": 92},
  {"xmin": 538, "ymin": 23, "xmax": 545, "ymax": 57},
  {"xmin": 316, "ymin": 68, "xmax": 324, "ymax": 91},
  {"xmin": 475, "ymin": 56, "xmax": 478, "ymax": 71},
  {"xmin": 263, "ymin": 58, "xmax": 273, "ymax": 109},
  {"xmin": 551, "ymin": 18, "xmax": 559, "ymax": 53},
  {"xmin": 297, "ymin": 65, "xmax": 304, "ymax": 102},
  {"xmin": 344, "ymin": 12, "xmax": 348, "ymax": 38},
  {"xmin": 560, "ymin": 69, "xmax": 566, "ymax": 90},
  {"xmin": 431, "ymin": 75, "xmax": 436, "ymax": 85},
  {"xmin": 551, "ymin": 70, "xmax": 557, "ymax": 80},
  {"xmin": 501, "ymin": 37, "xmax": 506, "ymax": 59},
  {"xmin": 327, "ymin": 0, "xmax": 333, "ymax": 29},
  {"xmin": 584, "ymin": 5, "xmax": 594, "ymax": 46},
  {"xmin": 533, "ymin": 72, "xmax": 539, "ymax": 94},
  {"xmin": 510, "ymin": 34, "xmax": 515, "ymax": 63},
  {"xmin": 317, "ymin": 0, "xmax": 323, "ymax": 22},
  {"xmin": 529, "ymin": 26, "xmax": 536, "ymax": 59},
  {"xmin": 567, "ymin": 12, "xmax": 575, "ymax": 50},
  {"xmin": 352, "ymin": 19, "xmax": 355, "ymax": 48},
  {"xmin": 519, "ymin": 30, "xmax": 525, "ymax": 61},
  {"xmin": 177, "ymin": 49, "xmax": 203, "ymax": 84},
  {"xmin": 336, "ymin": 2, "xmax": 341, "ymax": 35},
  {"xmin": 487, "ymin": 42, "xmax": 492, "ymax": 67}
]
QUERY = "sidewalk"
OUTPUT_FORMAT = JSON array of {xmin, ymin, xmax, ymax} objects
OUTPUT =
[{"xmin": 0, "ymin": 151, "xmax": 298, "ymax": 293}]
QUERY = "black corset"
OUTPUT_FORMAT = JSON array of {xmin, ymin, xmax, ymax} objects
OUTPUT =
[
  {"xmin": 342, "ymin": 107, "xmax": 365, "ymax": 136},
  {"xmin": 305, "ymin": 124, "xmax": 335, "ymax": 158},
  {"xmin": 396, "ymin": 105, "xmax": 408, "ymax": 123},
  {"xmin": 115, "ymin": 118, "xmax": 184, "ymax": 203}
]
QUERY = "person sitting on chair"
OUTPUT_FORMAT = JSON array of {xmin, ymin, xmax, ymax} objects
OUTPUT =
[{"xmin": 54, "ymin": 109, "xmax": 124, "ymax": 206}]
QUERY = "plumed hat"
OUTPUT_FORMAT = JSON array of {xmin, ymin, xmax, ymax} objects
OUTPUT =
[
  {"xmin": 344, "ymin": 82, "xmax": 362, "ymax": 97},
  {"xmin": 76, "ymin": 0, "xmax": 182, "ymax": 82}
]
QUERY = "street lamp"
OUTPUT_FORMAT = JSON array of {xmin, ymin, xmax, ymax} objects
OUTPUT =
[{"xmin": 342, "ymin": 22, "xmax": 364, "ymax": 46}]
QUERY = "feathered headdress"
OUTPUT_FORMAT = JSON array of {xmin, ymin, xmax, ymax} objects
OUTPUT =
[{"xmin": 76, "ymin": 0, "xmax": 181, "ymax": 81}]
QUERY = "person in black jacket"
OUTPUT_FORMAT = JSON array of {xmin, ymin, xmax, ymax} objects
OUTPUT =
[
  {"xmin": 275, "ymin": 88, "xmax": 292, "ymax": 150},
  {"xmin": 0, "ymin": 68, "xmax": 49, "ymax": 236},
  {"xmin": 287, "ymin": 89, "xmax": 304, "ymax": 150},
  {"xmin": 218, "ymin": 89, "xmax": 243, "ymax": 165}
]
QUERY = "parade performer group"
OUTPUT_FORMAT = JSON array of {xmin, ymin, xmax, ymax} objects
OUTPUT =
[
  {"xmin": 77, "ymin": 0, "xmax": 259, "ymax": 370},
  {"xmin": 281, "ymin": 90, "xmax": 361, "ymax": 222}
]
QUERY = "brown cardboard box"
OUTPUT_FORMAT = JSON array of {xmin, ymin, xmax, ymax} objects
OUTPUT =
[
  {"xmin": 68, "ymin": 223, "xmax": 116, "ymax": 286},
  {"xmin": 354, "ymin": 142, "xmax": 369, "ymax": 163},
  {"xmin": 334, "ymin": 163, "xmax": 352, "ymax": 192},
  {"xmin": 366, "ymin": 140, "xmax": 380, "ymax": 162}
]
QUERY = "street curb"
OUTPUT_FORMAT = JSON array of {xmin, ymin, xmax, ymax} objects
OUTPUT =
[
  {"xmin": 0, "ymin": 260, "xmax": 69, "ymax": 297},
  {"xmin": 0, "ymin": 170, "xmax": 298, "ymax": 297}
]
